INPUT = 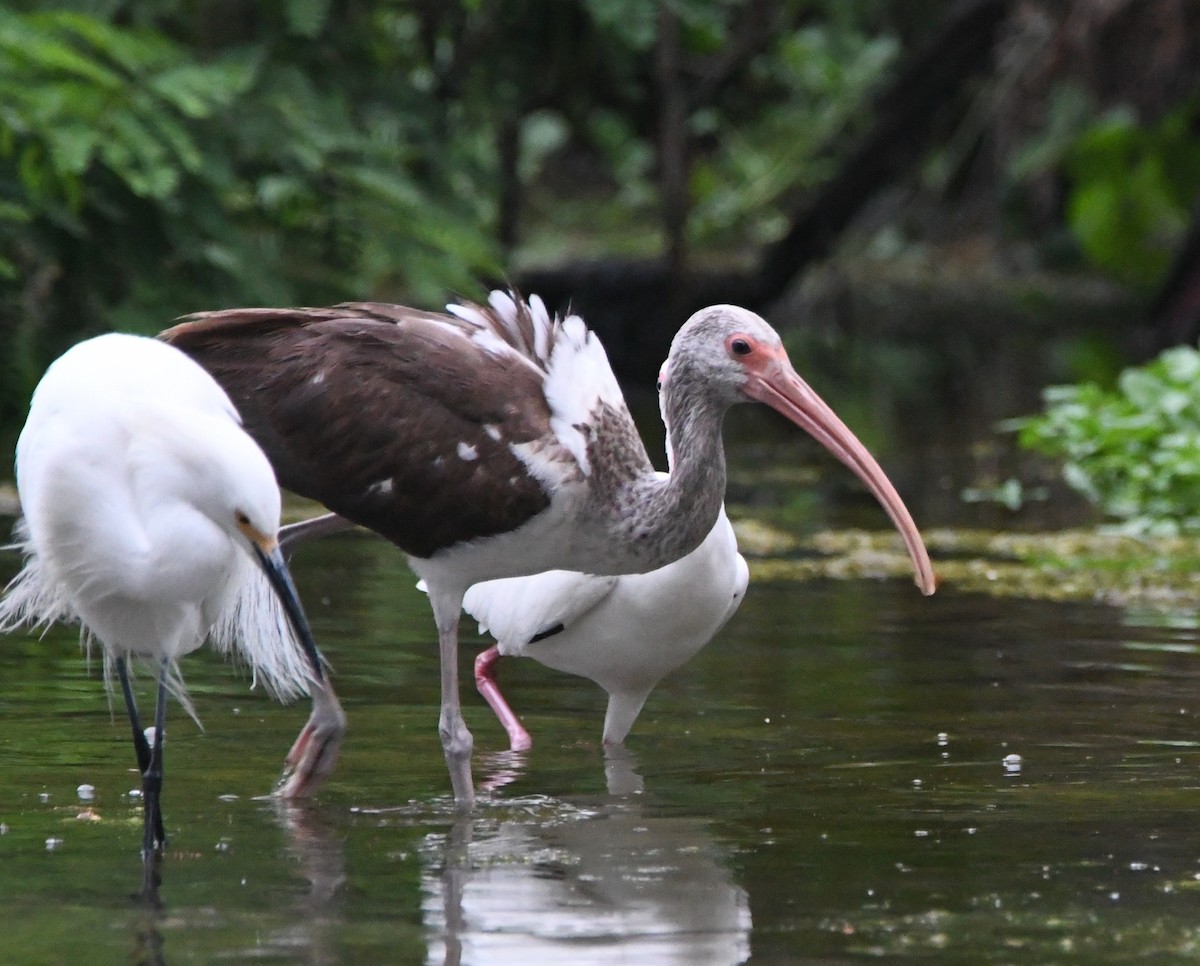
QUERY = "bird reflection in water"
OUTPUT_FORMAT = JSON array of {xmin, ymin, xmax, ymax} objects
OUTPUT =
[
  {"xmin": 240, "ymin": 749, "xmax": 748, "ymax": 965},
  {"xmin": 423, "ymin": 749, "xmax": 751, "ymax": 966}
]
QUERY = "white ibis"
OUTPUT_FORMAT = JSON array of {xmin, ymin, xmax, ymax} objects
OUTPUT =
[
  {"xmin": 0, "ymin": 333, "xmax": 345, "ymax": 864},
  {"xmin": 459, "ymin": 502, "xmax": 746, "ymax": 750},
  {"xmin": 162, "ymin": 292, "xmax": 936, "ymax": 804}
]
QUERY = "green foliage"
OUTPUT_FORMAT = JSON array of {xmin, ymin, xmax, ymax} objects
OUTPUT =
[
  {"xmin": 1008, "ymin": 87, "xmax": 1200, "ymax": 289},
  {"xmin": 1065, "ymin": 103, "xmax": 1200, "ymax": 289},
  {"xmin": 1014, "ymin": 345, "xmax": 1200, "ymax": 534},
  {"xmin": 0, "ymin": 5, "xmax": 502, "ymax": 425},
  {"xmin": 517, "ymin": 1, "xmax": 901, "ymax": 258},
  {"xmin": 688, "ymin": 25, "xmax": 898, "ymax": 247}
]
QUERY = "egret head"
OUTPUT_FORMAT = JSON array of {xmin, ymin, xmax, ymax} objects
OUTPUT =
[
  {"xmin": 177, "ymin": 417, "xmax": 283, "ymax": 558},
  {"xmin": 197, "ymin": 419, "xmax": 326, "ymax": 684}
]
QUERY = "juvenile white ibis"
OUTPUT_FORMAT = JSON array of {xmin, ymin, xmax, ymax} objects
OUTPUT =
[
  {"xmin": 457, "ymin": 361, "xmax": 748, "ymax": 750},
  {"xmin": 162, "ymin": 292, "xmax": 936, "ymax": 804},
  {"xmin": 0, "ymin": 333, "xmax": 345, "ymax": 865}
]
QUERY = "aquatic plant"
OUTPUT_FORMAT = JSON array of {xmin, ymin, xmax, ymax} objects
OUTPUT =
[{"xmin": 1014, "ymin": 344, "xmax": 1200, "ymax": 535}]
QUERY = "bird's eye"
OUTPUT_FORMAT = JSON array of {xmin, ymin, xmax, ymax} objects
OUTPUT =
[
  {"xmin": 656, "ymin": 377, "xmax": 663, "ymax": 392},
  {"xmin": 235, "ymin": 511, "xmax": 250, "ymax": 526},
  {"xmin": 730, "ymin": 337, "xmax": 752, "ymax": 357}
]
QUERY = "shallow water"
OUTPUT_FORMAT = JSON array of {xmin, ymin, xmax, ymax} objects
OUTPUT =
[{"xmin": 5, "ymin": 523, "xmax": 1200, "ymax": 964}]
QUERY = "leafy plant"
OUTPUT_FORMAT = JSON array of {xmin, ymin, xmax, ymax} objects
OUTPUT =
[
  {"xmin": 687, "ymin": 24, "xmax": 898, "ymax": 248},
  {"xmin": 1064, "ymin": 102, "xmax": 1200, "ymax": 289},
  {"xmin": 1014, "ymin": 345, "xmax": 1200, "ymax": 534},
  {"xmin": 0, "ymin": 5, "xmax": 503, "ymax": 428}
]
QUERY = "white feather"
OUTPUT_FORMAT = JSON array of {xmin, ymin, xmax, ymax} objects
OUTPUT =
[
  {"xmin": 0, "ymin": 333, "xmax": 319, "ymax": 721},
  {"xmin": 463, "ymin": 571, "xmax": 619, "ymax": 657},
  {"xmin": 540, "ymin": 314, "xmax": 623, "ymax": 477},
  {"xmin": 462, "ymin": 501, "xmax": 748, "ymax": 744},
  {"xmin": 529, "ymin": 293, "xmax": 551, "ymax": 362}
]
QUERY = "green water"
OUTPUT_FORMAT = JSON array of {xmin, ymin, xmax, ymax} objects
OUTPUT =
[{"xmin": 4, "ymin": 524, "xmax": 1200, "ymax": 964}]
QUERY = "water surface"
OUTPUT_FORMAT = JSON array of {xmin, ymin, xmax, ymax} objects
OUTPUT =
[{"xmin": 4, "ymin": 523, "xmax": 1200, "ymax": 963}]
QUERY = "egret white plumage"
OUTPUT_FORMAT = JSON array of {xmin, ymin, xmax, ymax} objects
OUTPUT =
[
  {"xmin": 164, "ymin": 293, "xmax": 936, "ymax": 804},
  {"xmin": 0, "ymin": 333, "xmax": 345, "ymax": 860}
]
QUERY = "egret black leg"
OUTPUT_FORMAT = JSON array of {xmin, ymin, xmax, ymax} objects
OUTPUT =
[
  {"xmin": 117, "ymin": 657, "xmax": 167, "ymax": 851},
  {"xmin": 116, "ymin": 657, "xmax": 153, "ymax": 777},
  {"xmin": 140, "ymin": 659, "xmax": 170, "ymax": 856}
]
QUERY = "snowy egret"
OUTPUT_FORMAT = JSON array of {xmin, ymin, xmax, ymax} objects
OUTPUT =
[
  {"xmin": 0, "ymin": 333, "xmax": 345, "ymax": 859},
  {"xmin": 164, "ymin": 293, "xmax": 935, "ymax": 804}
]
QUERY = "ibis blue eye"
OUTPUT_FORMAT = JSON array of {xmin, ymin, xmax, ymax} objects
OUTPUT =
[{"xmin": 730, "ymin": 338, "xmax": 752, "ymax": 357}]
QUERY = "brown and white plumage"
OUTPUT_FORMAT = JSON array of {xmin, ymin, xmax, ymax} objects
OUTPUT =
[{"xmin": 163, "ymin": 291, "xmax": 936, "ymax": 804}]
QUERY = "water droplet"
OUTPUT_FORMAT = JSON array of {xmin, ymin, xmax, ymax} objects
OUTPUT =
[
  {"xmin": 38, "ymin": 792, "xmax": 50, "ymax": 804},
  {"xmin": 218, "ymin": 794, "xmax": 239, "ymax": 802},
  {"xmin": 912, "ymin": 778, "xmax": 923, "ymax": 787},
  {"xmin": 45, "ymin": 837, "xmax": 63, "ymax": 851},
  {"xmin": 128, "ymin": 788, "xmax": 142, "ymax": 800},
  {"xmin": 76, "ymin": 784, "xmax": 95, "ymax": 802},
  {"xmin": 936, "ymin": 732, "xmax": 949, "ymax": 746},
  {"xmin": 1003, "ymin": 753, "xmax": 1022, "ymax": 774},
  {"xmin": 915, "ymin": 829, "xmax": 930, "ymax": 837}
]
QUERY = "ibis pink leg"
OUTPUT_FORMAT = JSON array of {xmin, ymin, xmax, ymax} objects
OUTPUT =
[
  {"xmin": 474, "ymin": 646, "xmax": 533, "ymax": 752},
  {"xmin": 277, "ymin": 678, "xmax": 348, "ymax": 798}
]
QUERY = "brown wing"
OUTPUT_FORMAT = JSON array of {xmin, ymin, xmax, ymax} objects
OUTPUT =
[{"xmin": 162, "ymin": 305, "xmax": 554, "ymax": 557}]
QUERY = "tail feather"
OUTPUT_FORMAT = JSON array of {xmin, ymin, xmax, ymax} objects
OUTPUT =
[
  {"xmin": 447, "ymin": 290, "xmax": 565, "ymax": 370},
  {"xmin": 0, "ymin": 519, "xmax": 78, "ymax": 636},
  {"xmin": 0, "ymin": 518, "xmax": 315, "ymax": 720}
]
